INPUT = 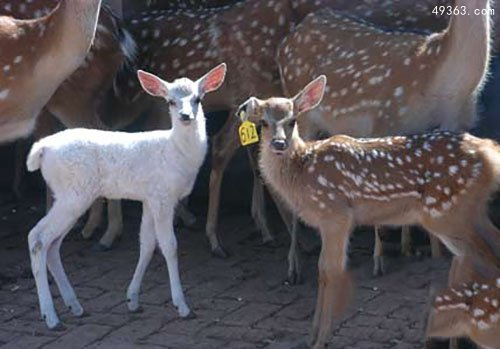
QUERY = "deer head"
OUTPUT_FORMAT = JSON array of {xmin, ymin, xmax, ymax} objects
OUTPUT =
[
  {"xmin": 137, "ymin": 63, "xmax": 226, "ymax": 126},
  {"xmin": 237, "ymin": 75, "xmax": 326, "ymax": 154}
]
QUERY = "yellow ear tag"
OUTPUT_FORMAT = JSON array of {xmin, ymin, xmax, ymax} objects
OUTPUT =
[{"xmin": 238, "ymin": 110, "xmax": 259, "ymax": 146}]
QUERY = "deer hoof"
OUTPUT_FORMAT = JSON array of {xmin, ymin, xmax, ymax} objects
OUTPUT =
[
  {"xmin": 211, "ymin": 246, "xmax": 229, "ymax": 259},
  {"xmin": 91, "ymin": 243, "xmax": 112, "ymax": 252}
]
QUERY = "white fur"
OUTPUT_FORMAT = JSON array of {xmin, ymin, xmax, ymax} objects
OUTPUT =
[{"xmin": 26, "ymin": 71, "xmax": 218, "ymax": 329}]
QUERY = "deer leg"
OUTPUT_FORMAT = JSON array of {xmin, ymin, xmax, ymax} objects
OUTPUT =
[
  {"xmin": 47, "ymin": 235, "xmax": 84, "ymax": 317},
  {"xmin": 176, "ymin": 198, "xmax": 196, "ymax": 228},
  {"xmin": 29, "ymin": 198, "xmax": 90, "ymax": 329},
  {"xmin": 373, "ymin": 226, "xmax": 385, "ymax": 276},
  {"xmin": 152, "ymin": 201, "xmax": 191, "ymax": 318},
  {"xmin": 401, "ymin": 225, "xmax": 413, "ymax": 257},
  {"xmin": 310, "ymin": 213, "xmax": 354, "ymax": 348},
  {"xmin": 127, "ymin": 204, "xmax": 155, "ymax": 312},
  {"xmin": 430, "ymin": 235, "xmax": 442, "ymax": 258},
  {"xmin": 206, "ymin": 116, "xmax": 241, "ymax": 258},
  {"xmin": 97, "ymin": 200, "xmax": 123, "ymax": 249},
  {"xmin": 80, "ymin": 198, "xmax": 104, "ymax": 240},
  {"xmin": 247, "ymin": 146, "xmax": 274, "ymax": 244}
]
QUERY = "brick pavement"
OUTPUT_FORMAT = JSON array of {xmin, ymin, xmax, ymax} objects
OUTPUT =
[{"xmin": 0, "ymin": 200, "xmax": 452, "ymax": 348}]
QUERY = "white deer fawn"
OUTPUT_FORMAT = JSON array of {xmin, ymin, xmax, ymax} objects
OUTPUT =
[
  {"xmin": 426, "ymin": 256, "xmax": 500, "ymax": 348},
  {"xmin": 237, "ymin": 76, "xmax": 500, "ymax": 348},
  {"xmin": 26, "ymin": 64, "xmax": 226, "ymax": 329},
  {"xmin": 277, "ymin": 0, "xmax": 492, "ymax": 278}
]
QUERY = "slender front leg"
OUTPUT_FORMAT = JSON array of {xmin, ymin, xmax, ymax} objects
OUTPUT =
[
  {"xmin": 127, "ymin": 204, "xmax": 155, "ymax": 312},
  {"xmin": 247, "ymin": 146, "xmax": 274, "ymax": 244},
  {"xmin": 401, "ymin": 225, "xmax": 412, "ymax": 257},
  {"xmin": 310, "ymin": 213, "xmax": 354, "ymax": 349},
  {"xmin": 98, "ymin": 200, "xmax": 123, "ymax": 248},
  {"xmin": 47, "ymin": 236, "xmax": 84, "ymax": 317},
  {"xmin": 152, "ymin": 202, "xmax": 191, "ymax": 317},
  {"xmin": 373, "ymin": 226, "xmax": 385, "ymax": 276},
  {"xmin": 206, "ymin": 116, "xmax": 241, "ymax": 258}
]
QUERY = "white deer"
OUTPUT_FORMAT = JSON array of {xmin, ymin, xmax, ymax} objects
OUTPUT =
[{"xmin": 26, "ymin": 64, "xmax": 227, "ymax": 329}]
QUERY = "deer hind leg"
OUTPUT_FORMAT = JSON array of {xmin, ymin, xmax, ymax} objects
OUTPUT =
[
  {"xmin": 429, "ymin": 235, "xmax": 443, "ymax": 258},
  {"xmin": 176, "ymin": 198, "xmax": 196, "ymax": 228},
  {"xmin": 310, "ymin": 213, "xmax": 354, "ymax": 349},
  {"xmin": 373, "ymin": 226, "xmax": 385, "ymax": 276},
  {"xmin": 47, "ymin": 235, "xmax": 84, "ymax": 317},
  {"xmin": 206, "ymin": 115, "xmax": 241, "ymax": 258},
  {"xmin": 247, "ymin": 146, "xmax": 274, "ymax": 244},
  {"xmin": 80, "ymin": 198, "xmax": 104, "ymax": 240},
  {"xmin": 29, "ymin": 198, "xmax": 90, "ymax": 329},
  {"xmin": 97, "ymin": 200, "xmax": 123, "ymax": 249},
  {"xmin": 422, "ymin": 219, "xmax": 498, "ymax": 270}
]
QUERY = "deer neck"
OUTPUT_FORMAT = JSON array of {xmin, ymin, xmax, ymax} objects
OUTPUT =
[
  {"xmin": 170, "ymin": 111, "xmax": 208, "ymax": 164},
  {"xmin": 259, "ymin": 129, "xmax": 308, "ymax": 210},
  {"xmin": 431, "ymin": 0, "xmax": 490, "ymax": 96},
  {"xmin": 47, "ymin": 0, "xmax": 102, "ymax": 63}
]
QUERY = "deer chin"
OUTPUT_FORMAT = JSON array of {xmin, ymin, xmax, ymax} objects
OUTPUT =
[{"xmin": 270, "ymin": 148, "xmax": 286, "ymax": 156}]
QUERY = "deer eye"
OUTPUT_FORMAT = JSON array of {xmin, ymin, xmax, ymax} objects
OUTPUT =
[
  {"xmin": 288, "ymin": 119, "xmax": 296, "ymax": 128},
  {"xmin": 259, "ymin": 120, "xmax": 269, "ymax": 128},
  {"xmin": 194, "ymin": 96, "xmax": 202, "ymax": 104},
  {"xmin": 167, "ymin": 100, "xmax": 176, "ymax": 107}
]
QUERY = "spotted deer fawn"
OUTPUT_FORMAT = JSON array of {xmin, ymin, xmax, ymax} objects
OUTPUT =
[
  {"xmin": 427, "ymin": 256, "xmax": 500, "ymax": 348},
  {"xmin": 237, "ymin": 76, "xmax": 500, "ymax": 348},
  {"xmin": 277, "ymin": 0, "xmax": 492, "ymax": 278}
]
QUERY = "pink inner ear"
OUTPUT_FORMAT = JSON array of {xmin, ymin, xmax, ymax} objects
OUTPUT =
[
  {"xmin": 297, "ymin": 80, "xmax": 324, "ymax": 112},
  {"xmin": 201, "ymin": 66, "xmax": 226, "ymax": 94},
  {"xmin": 137, "ymin": 71, "xmax": 167, "ymax": 97}
]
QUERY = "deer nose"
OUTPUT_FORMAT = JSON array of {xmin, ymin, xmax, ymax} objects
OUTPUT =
[
  {"xmin": 180, "ymin": 113, "xmax": 191, "ymax": 121},
  {"xmin": 271, "ymin": 139, "xmax": 288, "ymax": 151}
]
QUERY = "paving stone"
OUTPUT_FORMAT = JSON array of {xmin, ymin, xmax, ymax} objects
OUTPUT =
[
  {"xmin": 41, "ymin": 324, "xmax": 112, "ymax": 349},
  {"xmin": 221, "ymin": 302, "xmax": 282, "ymax": 326},
  {"xmin": 0, "ymin": 208, "xmax": 453, "ymax": 348},
  {"xmin": 0, "ymin": 335, "xmax": 53, "ymax": 349}
]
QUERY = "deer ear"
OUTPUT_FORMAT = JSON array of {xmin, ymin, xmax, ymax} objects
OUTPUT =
[
  {"xmin": 137, "ymin": 70, "xmax": 169, "ymax": 98},
  {"xmin": 198, "ymin": 63, "xmax": 227, "ymax": 95},
  {"xmin": 293, "ymin": 75, "xmax": 326, "ymax": 115},
  {"xmin": 236, "ymin": 97, "xmax": 260, "ymax": 121}
]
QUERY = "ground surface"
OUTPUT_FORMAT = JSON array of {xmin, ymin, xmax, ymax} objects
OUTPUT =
[{"xmin": 0, "ymin": 199, "xmax": 453, "ymax": 349}]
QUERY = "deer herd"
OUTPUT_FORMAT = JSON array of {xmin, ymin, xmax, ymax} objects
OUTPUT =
[{"xmin": 0, "ymin": 0, "xmax": 499, "ymax": 348}]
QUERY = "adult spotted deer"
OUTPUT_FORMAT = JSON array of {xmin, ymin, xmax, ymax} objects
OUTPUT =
[
  {"xmin": 237, "ymin": 76, "xmax": 500, "ymax": 348},
  {"xmin": 0, "ymin": 0, "xmax": 102, "ymax": 142},
  {"xmin": 277, "ymin": 0, "xmax": 491, "ymax": 277},
  {"xmin": 1, "ymin": 0, "xmax": 140, "ymax": 249},
  {"xmin": 427, "ymin": 256, "xmax": 500, "ymax": 348}
]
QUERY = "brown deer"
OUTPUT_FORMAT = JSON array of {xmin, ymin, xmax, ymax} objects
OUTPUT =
[
  {"xmin": 426, "ymin": 256, "xmax": 500, "ymax": 348},
  {"xmin": 237, "ymin": 75, "xmax": 500, "ymax": 348},
  {"xmin": 0, "ymin": 0, "xmax": 102, "ymax": 142},
  {"xmin": 277, "ymin": 0, "xmax": 492, "ymax": 278}
]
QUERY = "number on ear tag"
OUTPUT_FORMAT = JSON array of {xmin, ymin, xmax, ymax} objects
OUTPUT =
[{"xmin": 239, "ymin": 120, "xmax": 259, "ymax": 146}]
